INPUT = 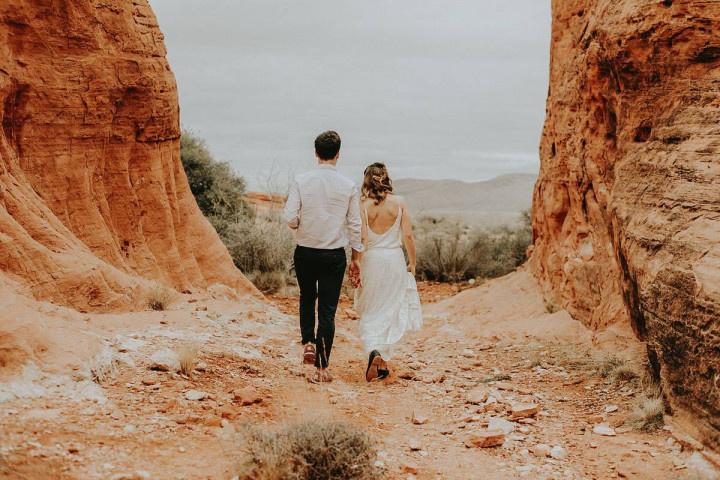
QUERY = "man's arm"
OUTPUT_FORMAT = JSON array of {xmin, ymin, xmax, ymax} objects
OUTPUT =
[
  {"xmin": 347, "ymin": 185, "xmax": 364, "ymax": 287},
  {"xmin": 283, "ymin": 178, "xmax": 301, "ymax": 229},
  {"xmin": 346, "ymin": 185, "xmax": 364, "ymax": 254}
]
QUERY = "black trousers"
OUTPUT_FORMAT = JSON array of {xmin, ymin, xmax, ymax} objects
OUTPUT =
[{"xmin": 294, "ymin": 246, "xmax": 347, "ymax": 368}]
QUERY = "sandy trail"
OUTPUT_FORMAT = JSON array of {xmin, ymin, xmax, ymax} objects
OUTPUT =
[{"xmin": 0, "ymin": 272, "xmax": 716, "ymax": 479}]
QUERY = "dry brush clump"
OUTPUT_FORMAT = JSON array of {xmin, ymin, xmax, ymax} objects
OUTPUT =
[
  {"xmin": 177, "ymin": 343, "xmax": 200, "ymax": 378},
  {"xmin": 237, "ymin": 420, "xmax": 379, "ymax": 480},
  {"xmin": 145, "ymin": 283, "xmax": 176, "ymax": 311},
  {"xmin": 181, "ymin": 131, "xmax": 294, "ymax": 294},
  {"xmin": 414, "ymin": 211, "xmax": 531, "ymax": 283}
]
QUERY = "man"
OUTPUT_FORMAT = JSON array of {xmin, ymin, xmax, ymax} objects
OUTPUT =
[{"xmin": 283, "ymin": 130, "xmax": 363, "ymax": 383}]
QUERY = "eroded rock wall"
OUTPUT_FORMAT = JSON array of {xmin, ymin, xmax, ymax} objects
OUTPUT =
[
  {"xmin": 532, "ymin": 0, "xmax": 720, "ymax": 448},
  {"xmin": 0, "ymin": 1, "xmax": 253, "ymax": 311}
]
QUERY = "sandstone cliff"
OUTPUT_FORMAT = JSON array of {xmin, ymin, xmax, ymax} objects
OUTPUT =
[
  {"xmin": 0, "ymin": 1, "xmax": 253, "ymax": 311},
  {"xmin": 532, "ymin": 0, "xmax": 720, "ymax": 448}
]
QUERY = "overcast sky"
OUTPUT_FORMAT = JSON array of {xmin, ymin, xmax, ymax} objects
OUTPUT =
[{"xmin": 151, "ymin": 0, "xmax": 550, "ymax": 190}]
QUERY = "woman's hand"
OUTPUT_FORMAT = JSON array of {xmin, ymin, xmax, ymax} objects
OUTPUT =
[{"xmin": 407, "ymin": 263, "xmax": 416, "ymax": 276}]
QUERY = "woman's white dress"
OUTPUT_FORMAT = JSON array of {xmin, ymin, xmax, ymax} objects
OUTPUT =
[{"xmin": 354, "ymin": 206, "xmax": 422, "ymax": 359}]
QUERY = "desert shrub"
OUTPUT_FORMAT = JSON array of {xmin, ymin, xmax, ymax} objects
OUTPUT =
[
  {"xmin": 415, "ymin": 210, "xmax": 531, "ymax": 282},
  {"xmin": 237, "ymin": 420, "xmax": 379, "ymax": 480},
  {"xmin": 224, "ymin": 214, "xmax": 294, "ymax": 274},
  {"xmin": 177, "ymin": 343, "xmax": 199, "ymax": 378},
  {"xmin": 628, "ymin": 394, "xmax": 665, "ymax": 431},
  {"xmin": 180, "ymin": 131, "xmax": 250, "ymax": 233},
  {"xmin": 247, "ymin": 270, "xmax": 289, "ymax": 294},
  {"xmin": 146, "ymin": 284, "xmax": 175, "ymax": 311},
  {"xmin": 181, "ymin": 132, "xmax": 294, "ymax": 293}
]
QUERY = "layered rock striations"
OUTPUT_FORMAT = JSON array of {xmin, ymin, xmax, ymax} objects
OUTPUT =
[
  {"xmin": 0, "ymin": 1, "xmax": 253, "ymax": 311},
  {"xmin": 532, "ymin": 0, "xmax": 720, "ymax": 448}
]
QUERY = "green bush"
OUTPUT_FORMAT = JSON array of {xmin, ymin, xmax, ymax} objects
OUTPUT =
[
  {"xmin": 180, "ymin": 130, "xmax": 251, "ymax": 234},
  {"xmin": 181, "ymin": 131, "xmax": 293, "ymax": 293},
  {"xmin": 415, "ymin": 210, "xmax": 531, "ymax": 282}
]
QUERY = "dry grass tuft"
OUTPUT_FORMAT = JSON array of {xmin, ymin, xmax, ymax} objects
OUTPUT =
[
  {"xmin": 237, "ymin": 420, "xmax": 379, "ymax": 480},
  {"xmin": 89, "ymin": 349, "xmax": 118, "ymax": 384},
  {"xmin": 178, "ymin": 343, "xmax": 200, "ymax": 378},
  {"xmin": 596, "ymin": 355, "xmax": 641, "ymax": 383},
  {"xmin": 146, "ymin": 284, "xmax": 175, "ymax": 311},
  {"xmin": 627, "ymin": 393, "xmax": 665, "ymax": 431}
]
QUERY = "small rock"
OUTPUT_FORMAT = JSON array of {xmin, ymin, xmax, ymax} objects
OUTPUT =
[
  {"xmin": 593, "ymin": 423, "xmax": 617, "ymax": 436},
  {"xmin": 408, "ymin": 438, "xmax": 422, "ymax": 451},
  {"xmin": 232, "ymin": 387, "xmax": 262, "ymax": 406},
  {"xmin": 411, "ymin": 412, "xmax": 429, "ymax": 425},
  {"xmin": 587, "ymin": 415, "xmax": 604, "ymax": 424},
  {"xmin": 204, "ymin": 416, "xmax": 223, "ymax": 428},
  {"xmin": 466, "ymin": 386, "xmax": 489, "ymax": 405},
  {"xmin": 604, "ymin": 404, "xmax": 619, "ymax": 414},
  {"xmin": 532, "ymin": 444, "xmax": 551, "ymax": 458},
  {"xmin": 141, "ymin": 378, "xmax": 156, "ymax": 386},
  {"xmin": 550, "ymin": 445, "xmax": 568, "ymax": 460},
  {"xmin": 344, "ymin": 308, "xmax": 359, "ymax": 320},
  {"xmin": 461, "ymin": 349, "xmax": 475, "ymax": 358},
  {"xmin": 110, "ymin": 473, "xmax": 150, "ymax": 480},
  {"xmin": 466, "ymin": 429, "xmax": 505, "ymax": 448},
  {"xmin": 400, "ymin": 462, "xmax": 419, "ymax": 475},
  {"xmin": 123, "ymin": 424, "xmax": 136, "ymax": 434},
  {"xmin": 510, "ymin": 403, "xmax": 540, "ymax": 420},
  {"xmin": 185, "ymin": 390, "xmax": 208, "ymax": 401},
  {"xmin": 149, "ymin": 348, "xmax": 180, "ymax": 372},
  {"xmin": 488, "ymin": 417, "xmax": 515, "ymax": 435}
]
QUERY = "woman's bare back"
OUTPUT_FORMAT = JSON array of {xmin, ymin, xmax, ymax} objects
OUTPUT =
[{"xmin": 363, "ymin": 194, "xmax": 402, "ymax": 235}]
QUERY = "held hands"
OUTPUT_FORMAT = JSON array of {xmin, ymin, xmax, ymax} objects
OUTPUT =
[{"xmin": 349, "ymin": 260, "xmax": 362, "ymax": 288}]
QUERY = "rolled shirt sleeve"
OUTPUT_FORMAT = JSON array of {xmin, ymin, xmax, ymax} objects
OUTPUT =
[
  {"xmin": 346, "ymin": 184, "xmax": 364, "ymax": 252},
  {"xmin": 283, "ymin": 178, "xmax": 301, "ymax": 229}
]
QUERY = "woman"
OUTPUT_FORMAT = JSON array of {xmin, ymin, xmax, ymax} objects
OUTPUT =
[{"xmin": 354, "ymin": 162, "xmax": 423, "ymax": 381}]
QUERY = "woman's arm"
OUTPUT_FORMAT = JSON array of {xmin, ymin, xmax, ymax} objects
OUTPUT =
[{"xmin": 399, "ymin": 197, "xmax": 416, "ymax": 276}]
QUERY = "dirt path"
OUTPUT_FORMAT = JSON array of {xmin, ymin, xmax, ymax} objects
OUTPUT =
[{"xmin": 1, "ymin": 273, "xmax": 717, "ymax": 479}]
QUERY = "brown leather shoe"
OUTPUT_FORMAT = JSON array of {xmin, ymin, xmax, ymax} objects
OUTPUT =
[{"xmin": 303, "ymin": 344, "xmax": 316, "ymax": 365}]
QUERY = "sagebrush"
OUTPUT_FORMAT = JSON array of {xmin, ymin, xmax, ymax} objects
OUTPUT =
[
  {"xmin": 237, "ymin": 421, "xmax": 379, "ymax": 480},
  {"xmin": 415, "ymin": 210, "xmax": 531, "ymax": 282},
  {"xmin": 181, "ymin": 131, "xmax": 293, "ymax": 293}
]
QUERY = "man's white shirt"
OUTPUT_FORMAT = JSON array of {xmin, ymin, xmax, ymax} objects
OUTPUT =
[{"xmin": 283, "ymin": 164, "xmax": 364, "ymax": 252}]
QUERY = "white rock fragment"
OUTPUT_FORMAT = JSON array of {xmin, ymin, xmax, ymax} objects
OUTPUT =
[
  {"xmin": 185, "ymin": 389, "xmax": 208, "ymax": 401},
  {"xmin": 592, "ymin": 423, "xmax": 617, "ymax": 436}
]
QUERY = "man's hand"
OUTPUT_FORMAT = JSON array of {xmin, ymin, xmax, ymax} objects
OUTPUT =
[
  {"xmin": 349, "ymin": 260, "xmax": 361, "ymax": 288},
  {"xmin": 407, "ymin": 263, "xmax": 416, "ymax": 277}
]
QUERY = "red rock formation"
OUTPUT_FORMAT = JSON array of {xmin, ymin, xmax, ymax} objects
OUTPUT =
[
  {"xmin": 532, "ymin": 0, "xmax": 720, "ymax": 448},
  {"xmin": 0, "ymin": 1, "xmax": 254, "ymax": 311}
]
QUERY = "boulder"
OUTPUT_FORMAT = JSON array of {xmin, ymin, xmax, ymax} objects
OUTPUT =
[{"xmin": 531, "ymin": 0, "xmax": 720, "ymax": 449}]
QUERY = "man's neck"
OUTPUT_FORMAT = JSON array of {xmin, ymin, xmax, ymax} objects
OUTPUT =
[{"xmin": 318, "ymin": 159, "xmax": 338, "ymax": 167}]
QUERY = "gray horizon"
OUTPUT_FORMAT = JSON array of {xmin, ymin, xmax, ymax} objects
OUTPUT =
[{"xmin": 151, "ymin": 0, "xmax": 551, "ymax": 191}]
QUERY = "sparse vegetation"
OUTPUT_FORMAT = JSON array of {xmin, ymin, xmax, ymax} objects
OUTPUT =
[
  {"xmin": 414, "ymin": 211, "xmax": 531, "ymax": 282},
  {"xmin": 180, "ymin": 131, "xmax": 250, "ymax": 236},
  {"xmin": 146, "ymin": 283, "xmax": 175, "ymax": 311},
  {"xmin": 237, "ymin": 420, "xmax": 379, "ymax": 480},
  {"xmin": 178, "ymin": 343, "xmax": 199, "ymax": 378},
  {"xmin": 181, "ymin": 131, "xmax": 293, "ymax": 294},
  {"xmin": 89, "ymin": 349, "xmax": 118, "ymax": 384},
  {"xmin": 597, "ymin": 355, "xmax": 641, "ymax": 383},
  {"xmin": 223, "ymin": 215, "xmax": 294, "ymax": 286},
  {"xmin": 628, "ymin": 393, "xmax": 665, "ymax": 431}
]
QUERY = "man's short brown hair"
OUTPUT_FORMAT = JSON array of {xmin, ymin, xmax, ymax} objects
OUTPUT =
[{"xmin": 315, "ymin": 130, "xmax": 341, "ymax": 160}]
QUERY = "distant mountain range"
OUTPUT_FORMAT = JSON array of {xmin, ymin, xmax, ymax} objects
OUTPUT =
[{"xmin": 394, "ymin": 173, "xmax": 536, "ymax": 227}]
